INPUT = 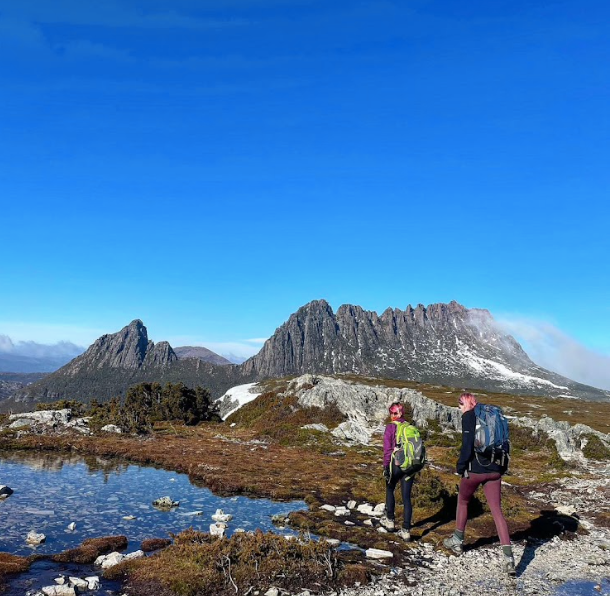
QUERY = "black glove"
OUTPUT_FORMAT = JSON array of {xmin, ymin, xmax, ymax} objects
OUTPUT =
[{"xmin": 383, "ymin": 466, "xmax": 391, "ymax": 483}]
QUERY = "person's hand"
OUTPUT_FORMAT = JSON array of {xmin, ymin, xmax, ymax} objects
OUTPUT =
[{"xmin": 383, "ymin": 466, "xmax": 391, "ymax": 483}]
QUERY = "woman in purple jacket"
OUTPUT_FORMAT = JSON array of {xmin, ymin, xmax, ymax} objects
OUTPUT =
[{"xmin": 380, "ymin": 402, "xmax": 413, "ymax": 541}]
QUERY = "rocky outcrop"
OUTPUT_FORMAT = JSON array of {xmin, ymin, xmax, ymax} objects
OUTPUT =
[
  {"xmin": 287, "ymin": 375, "xmax": 610, "ymax": 459},
  {"xmin": 7, "ymin": 409, "xmax": 91, "ymax": 435}
]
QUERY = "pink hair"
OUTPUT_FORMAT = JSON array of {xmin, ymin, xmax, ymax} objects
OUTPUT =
[
  {"xmin": 459, "ymin": 392, "xmax": 477, "ymax": 405},
  {"xmin": 389, "ymin": 402, "xmax": 404, "ymax": 415}
]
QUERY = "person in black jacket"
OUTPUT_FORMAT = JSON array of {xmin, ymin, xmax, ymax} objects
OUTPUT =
[{"xmin": 443, "ymin": 392, "xmax": 516, "ymax": 576}]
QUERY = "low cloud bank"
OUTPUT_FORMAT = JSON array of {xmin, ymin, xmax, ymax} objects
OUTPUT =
[
  {"xmin": 0, "ymin": 335, "xmax": 85, "ymax": 373},
  {"xmin": 496, "ymin": 317, "xmax": 610, "ymax": 391},
  {"xmin": 0, "ymin": 335, "xmax": 84, "ymax": 358}
]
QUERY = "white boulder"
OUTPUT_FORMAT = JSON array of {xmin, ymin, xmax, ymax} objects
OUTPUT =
[
  {"xmin": 26, "ymin": 531, "xmax": 46, "ymax": 545},
  {"xmin": 212, "ymin": 508, "xmax": 233, "ymax": 522}
]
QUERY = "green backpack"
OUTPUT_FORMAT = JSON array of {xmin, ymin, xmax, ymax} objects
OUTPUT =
[{"xmin": 391, "ymin": 421, "xmax": 426, "ymax": 476}]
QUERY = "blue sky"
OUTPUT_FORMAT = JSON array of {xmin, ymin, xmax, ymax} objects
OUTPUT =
[{"xmin": 1, "ymin": 1, "xmax": 609, "ymax": 386}]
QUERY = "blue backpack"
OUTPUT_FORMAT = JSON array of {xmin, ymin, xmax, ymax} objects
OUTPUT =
[{"xmin": 474, "ymin": 403, "xmax": 510, "ymax": 470}]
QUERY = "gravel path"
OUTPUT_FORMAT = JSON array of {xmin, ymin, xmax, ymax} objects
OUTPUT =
[{"xmin": 337, "ymin": 471, "xmax": 610, "ymax": 596}]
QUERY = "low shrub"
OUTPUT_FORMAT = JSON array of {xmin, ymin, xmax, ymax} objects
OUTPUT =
[
  {"xmin": 510, "ymin": 424, "xmax": 547, "ymax": 452},
  {"xmin": 115, "ymin": 529, "xmax": 368, "ymax": 596},
  {"xmin": 581, "ymin": 434, "xmax": 610, "ymax": 461}
]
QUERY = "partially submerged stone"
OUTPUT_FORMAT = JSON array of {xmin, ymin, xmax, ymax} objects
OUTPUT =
[
  {"xmin": 26, "ymin": 531, "xmax": 46, "ymax": 545},
  {"xmin": 94, "ymin": 550, "xmax": 143, "ymax": 569},
  {"xmin": 152, "ymin": 496, "xmax": 179, "ymax": 509},
  {"xmin": 42, "ymin": 585, "xmax": 76, "ymax": 596},
  {"xmin": 211, "ymin": 508, "xmax": 232, "ymax": 522},
  {"xmin": 210, "ymin": 522, "xmax": 227, "ymax": 538}
]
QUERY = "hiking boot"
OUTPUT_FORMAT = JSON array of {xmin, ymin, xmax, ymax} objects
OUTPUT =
[
  {"xmin": 396, "ymin": 528, "xmax": 411, "ymax": 541},
  {"xmin": 503, "ymin": 554, "xmax": 516, "ymax": 576},
  {"xmin": 443, "ymin": 534, "xmax": 463, "ymax": 555},
  {"xmin": 380, "ymin": 515, "xmax": 395, "ymax": 531}
]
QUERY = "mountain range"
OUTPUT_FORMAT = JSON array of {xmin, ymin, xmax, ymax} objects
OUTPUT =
[{"xmin": 3, "ymin": 300, "xmax": 609, "ymax": 411}]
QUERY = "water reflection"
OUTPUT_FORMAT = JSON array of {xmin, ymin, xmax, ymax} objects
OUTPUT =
[{"xmin": 0, "ymin": 450, "xmax": 306, "ymax": 556}]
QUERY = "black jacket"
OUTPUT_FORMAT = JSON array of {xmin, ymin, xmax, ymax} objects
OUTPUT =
[{"xmin": 456, "ymin": 409, "xmax": 504, "ymax": 475}]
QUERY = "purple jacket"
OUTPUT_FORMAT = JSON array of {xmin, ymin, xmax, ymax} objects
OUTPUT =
[{"xmin": 383, "ymin": 418, "xmax": 405, "ymax": 467}]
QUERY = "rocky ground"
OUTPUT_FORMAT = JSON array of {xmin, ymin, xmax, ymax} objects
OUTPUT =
[{"xmin": 337, "ymin": 470, "xmax": 610, "ymax": 596}]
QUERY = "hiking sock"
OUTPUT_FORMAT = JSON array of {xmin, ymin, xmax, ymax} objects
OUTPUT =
[
  {"xmin": 454, "ymin": 530, "xmax": 465, "ymax": 541},
  {"xmin": 502, "ymin": 545, "xmax": 513, "ymax": 557}
]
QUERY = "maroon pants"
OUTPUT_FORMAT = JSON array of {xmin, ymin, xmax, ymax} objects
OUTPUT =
[{"xmin": 456, "ymin": 472, "xmax": 511, "ymax": 545}]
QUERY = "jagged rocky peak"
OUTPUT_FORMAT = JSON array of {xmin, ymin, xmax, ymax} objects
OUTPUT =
[
  {"xmin": 243, "ymin": 299, "xmax": 609, "ymax": 400},
  {"xmin": 66, "ymin": 319, "xmax": 176, "ymax": 373}
]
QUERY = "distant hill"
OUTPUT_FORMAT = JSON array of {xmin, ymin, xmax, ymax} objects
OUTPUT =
[
  {"xmin": 5, "ymin": 300, "xmax": 609, "ymax": 411},
  {"xmin": 174, "ymin": 346, "xmax": 232, "ymax": 366},
  {"xmin": 0, "ymin": 373, "xmax": 47, "ymax": 401}
]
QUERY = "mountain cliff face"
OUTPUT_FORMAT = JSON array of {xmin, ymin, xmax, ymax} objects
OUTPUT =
[
  {"xmin": 5, "ymin": 301, "xmax": 608, "ymax": 410},
  {"xmin": 242, "ymin": 300, "xmax": 609, "ymax": 401}
]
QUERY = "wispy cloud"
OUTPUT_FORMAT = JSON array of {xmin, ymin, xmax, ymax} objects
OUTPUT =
[
  {"xmin": 495, "ymin": 316, "xmax": 610, "ymax": 391},
  {"xmin": 0, "ymin": 334, "xmax": 84, "ymax": 358},
  {"xmin": 0, "ymin": 322, "xmax": 105, "ymax": 348}
]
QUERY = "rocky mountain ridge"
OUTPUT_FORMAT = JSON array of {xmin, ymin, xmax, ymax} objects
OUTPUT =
[
  {"xmin": 4, "ymin": 300, "xmax": 609, "ymax": 410},
  {"xmin": 242, "ymin": 300, "xmax": 608, "ymax": 400}
]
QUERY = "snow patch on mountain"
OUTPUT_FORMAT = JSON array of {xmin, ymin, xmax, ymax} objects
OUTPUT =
[{"xmin": 218, "ymin": 383, "xmax": 262, "ymax": 420}]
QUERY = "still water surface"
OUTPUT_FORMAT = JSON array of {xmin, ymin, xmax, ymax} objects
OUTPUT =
[{"xmin": 0, "ymin": 450, "xmax": 306, "ymax": 556}]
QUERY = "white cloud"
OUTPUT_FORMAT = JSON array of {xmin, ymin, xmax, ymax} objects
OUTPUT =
[
  {"xmin": 0, "ymin": 334, "xmax": 84, "ymax": 359},
  {"xmin": 0, "ymin": 322, "xmax": 105, "ymax": 347},
  {"xmin": 495, "ymin": 316, "xmax": 610, "ymax": 391},
  {"xmin": 0, "ymin": 335, "xmax": 15, "ymax": 352}
]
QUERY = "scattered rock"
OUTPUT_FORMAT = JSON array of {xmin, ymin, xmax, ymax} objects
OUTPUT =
[
  {"xmin": 41, "ymin": 586, "xmax": 76, "ymax": 596},
  {"xmin": 210, "ymin": 522, "xmax": 227, "ymax": 538},
  {"xmin": 26, "ymin": 531, "xmax": 46, "ymax": 545},
  {"xmin": 212, "ymin": 508, "xmax": 233, "ymax": 522},
  {"xmin": 301, "ymin": 423, "xmax": 329, "ymax": 432},
  {"xmin": 100, "ymin": 424, "xmax": 122, "ymax": 433},
  {"xmin": 94, "ymin": 552, "xmax": 125, "ymax": 569},
  {"xmin": 85, "ymin": 576, "xmax": 100, "ymax": 590},
  {"xmin": 67, "ymin": 522, "xmax": 76, "ymax": 531},
  {"xmin": 0, "ymin": 485, "xmax": 14, "ymax": 499},
  {"xmin": 366, "ymin": 548, "xmax": 393, "ymax": 559},
  {"xmin": 152, "ymin": 496, "xmax": 179, "ymax": 509},
  {"xmin": 68, "ymin": 577, "xmax": 88, "ymax": 590}
]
